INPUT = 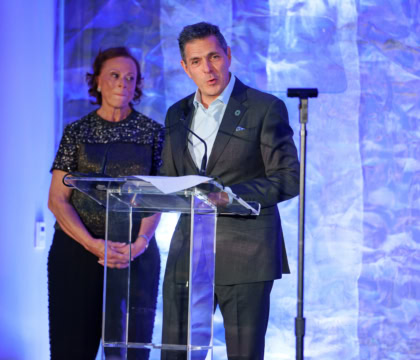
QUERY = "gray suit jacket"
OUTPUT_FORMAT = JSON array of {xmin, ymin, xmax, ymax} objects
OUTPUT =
[{"xmin": 160, "ymin": 78, "xmax": 299, "ymax": 285}]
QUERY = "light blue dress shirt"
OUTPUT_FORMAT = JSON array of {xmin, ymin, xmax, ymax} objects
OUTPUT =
[{"xmin": 188, "ymin": 74, "xmax": 236, "ymax": 170}]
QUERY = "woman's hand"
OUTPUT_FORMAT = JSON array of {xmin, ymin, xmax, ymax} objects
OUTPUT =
[
  {"xmin": 49, "ymin": 170, "xmax": 162, "ymax": 269},
  {"xmin": 97, "ymin": 236, "xmax": 149, "ymax": 268},
  {"xmin": 85, "ymin": 238, "xmax": 130, "ymax": 268},
  {"xmin": 49, "ymin": 170, "xmax": 130, "ymax": 268}
]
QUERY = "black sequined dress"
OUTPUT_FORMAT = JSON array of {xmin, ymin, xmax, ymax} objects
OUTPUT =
[{"xmin": 47, "ymin": 110, "xmax": 164, "ymax": 360}]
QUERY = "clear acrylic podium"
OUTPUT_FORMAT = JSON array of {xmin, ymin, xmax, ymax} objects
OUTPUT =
[{"xmin": 64, "ymin": 176, "xmax": 260, "ymax": 360}]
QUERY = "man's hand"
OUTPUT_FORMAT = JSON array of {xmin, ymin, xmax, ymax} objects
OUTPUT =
[{"xmin": 207, "ymin": 191, "xmax": 229, "ymax": 207}]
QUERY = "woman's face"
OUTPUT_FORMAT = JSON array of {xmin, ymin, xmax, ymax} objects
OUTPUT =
[{"xmin": 97, "ymin": 56, "xmax": 137, "ymax": 111}]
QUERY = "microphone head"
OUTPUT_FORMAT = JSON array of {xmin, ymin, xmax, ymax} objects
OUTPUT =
[
  {"xmin": 200, "ymin": 154, "xmax": 207, "ymax": 176},
  {"xmin": 287, "ymin": 88, "xmax": 318, "ymax": 98}
]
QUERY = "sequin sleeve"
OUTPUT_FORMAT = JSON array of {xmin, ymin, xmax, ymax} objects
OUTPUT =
[
  {"xmin": 50, "ymin": 123, "xmax": 79, "ymax": 173},
  {"xmin": 151, "ymin": 124, "xmax": 164, "ymax": 175}
]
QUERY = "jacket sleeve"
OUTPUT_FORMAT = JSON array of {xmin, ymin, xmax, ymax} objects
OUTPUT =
[
  {"xmin": 158, "ymin": 107, "xmax": 179, "ymax": 177},
  {"xmin": 229, "ymin": 98, "xmax": 300, "ymax": 207}
]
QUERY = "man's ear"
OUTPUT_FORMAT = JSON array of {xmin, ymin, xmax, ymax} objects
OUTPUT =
[
  {"xmin": 227, "ymin": 47, "xmax": 232, "ymax": 65},
  {"xmin": 181, "ymin": 59, "xmax": 192, "ymax": 79}
]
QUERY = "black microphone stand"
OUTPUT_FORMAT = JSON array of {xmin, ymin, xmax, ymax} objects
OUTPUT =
[{"xmin": 287, "ymin": 88, "xmax": 318, "ymax": 360}]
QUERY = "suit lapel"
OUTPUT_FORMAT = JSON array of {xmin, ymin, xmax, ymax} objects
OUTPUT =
[
  {"xmin": 171, "ymin": 96, "xmax": 199, "ymax": 175},
  {"xmin": 206, "ymin": 79, "xmax": 248, "ymax": 174}
]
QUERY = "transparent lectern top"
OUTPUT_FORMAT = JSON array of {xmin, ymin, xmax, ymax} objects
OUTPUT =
[{"xmin": 63, "ymin": 175, "xmax": 260, "ymax": 215}]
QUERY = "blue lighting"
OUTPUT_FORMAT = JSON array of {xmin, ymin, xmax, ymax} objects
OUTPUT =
[{"xmin": 0, "ymin": 1, "xmax": 418, "ymax": 359}]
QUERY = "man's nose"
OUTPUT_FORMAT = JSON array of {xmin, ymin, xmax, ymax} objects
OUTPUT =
[{"xmin": 202, "ymin": 59, "xmax": 212, "ymax": 73}]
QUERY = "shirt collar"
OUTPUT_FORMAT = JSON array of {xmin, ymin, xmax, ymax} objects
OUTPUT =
[{"xmin": 193, "ymin": 73, "xmax": 236, "ymax": 109}]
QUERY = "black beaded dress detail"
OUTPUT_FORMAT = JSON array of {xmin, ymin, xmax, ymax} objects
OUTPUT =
[{"xmin": 51, "ymin": 110, "xmax": 164, "ymax": 237}]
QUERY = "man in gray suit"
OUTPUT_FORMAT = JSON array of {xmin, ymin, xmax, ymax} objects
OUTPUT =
[{"xmin": 160, "ymin": 22, "xmax": 300, "ymax": 360}]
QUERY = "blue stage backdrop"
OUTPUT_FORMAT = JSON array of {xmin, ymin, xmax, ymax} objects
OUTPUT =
[{"xmin": 55, "ymin": 1, "xmax": 419, "ymax": 359}]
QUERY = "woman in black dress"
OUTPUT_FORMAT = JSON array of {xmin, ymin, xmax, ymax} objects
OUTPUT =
[{"xmin": 47, "ymin": 47, "xmax": 163, "ymax": 360}]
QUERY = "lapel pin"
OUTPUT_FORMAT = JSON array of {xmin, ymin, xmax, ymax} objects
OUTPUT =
[
  {"xmin": 234, "ymin": 110, "xmax": 241, "ymax": 116},
  {"xmin": 235, "ymin": 126, "xmax": 245, "ymax": 132}
]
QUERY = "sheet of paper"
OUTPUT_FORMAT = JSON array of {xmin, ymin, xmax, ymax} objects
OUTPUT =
[{"xmin": 133, "ymin": 175, "xmax": 213, "ymax": 194}]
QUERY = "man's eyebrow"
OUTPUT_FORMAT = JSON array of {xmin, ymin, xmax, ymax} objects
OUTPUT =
[{"xmin": 188, "ymin": 51, "xmax": 221, "ymax": 62}]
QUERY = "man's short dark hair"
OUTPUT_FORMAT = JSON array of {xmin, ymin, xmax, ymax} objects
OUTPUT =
[{"xmin": 178, "ymin": 22, "xmax": 228, "ymax": 62}]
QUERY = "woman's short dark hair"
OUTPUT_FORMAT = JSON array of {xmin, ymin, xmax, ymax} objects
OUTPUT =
[
  {"xmin": 178, "ymin": 22, "xmax": 228, "ymax": 62},
  {"xmin": 86, "ymin": 47, "xmax": 143, "ymax": 106}
]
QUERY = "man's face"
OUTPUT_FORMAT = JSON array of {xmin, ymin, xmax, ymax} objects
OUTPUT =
[{"xmin": 181, "ymin": 35, "xmax": 231, "ymax": 108}]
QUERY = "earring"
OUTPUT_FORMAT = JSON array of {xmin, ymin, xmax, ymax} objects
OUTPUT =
[{"xmin": 97, "ymin": 87, "xmax": 101, "ymax": 92}]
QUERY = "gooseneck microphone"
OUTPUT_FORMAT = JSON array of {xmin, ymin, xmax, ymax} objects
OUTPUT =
[
  {"xmin": 180, "ymin": 114, "xmax": 208, "ymax": 176},
  {"xmin": 100, "ymin": 143, "xmax": 113, "ymax": 175}
]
